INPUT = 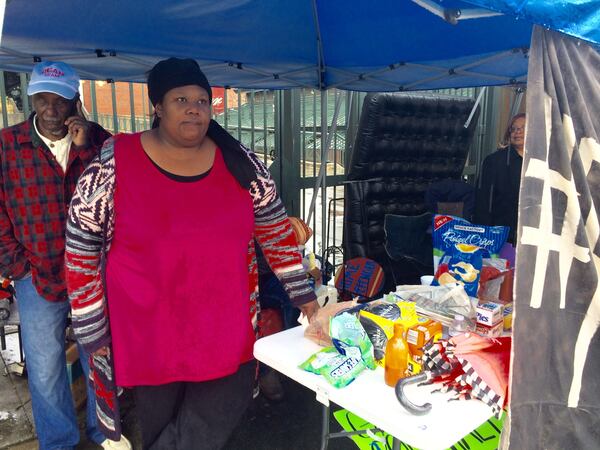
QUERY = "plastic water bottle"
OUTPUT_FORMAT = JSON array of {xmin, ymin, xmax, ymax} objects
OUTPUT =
[{"xmin": 448, "ymin": 314, "xmax": 470, "ymax": 337}]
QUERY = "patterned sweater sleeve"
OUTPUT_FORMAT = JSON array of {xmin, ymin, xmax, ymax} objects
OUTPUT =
[
  {"xmin": 65, "ymin": 137, "xmax": 116, "ymax": 354},
  {"xmin": 244, "ymin": 147, "xmax": 317, "ymax": 307}
]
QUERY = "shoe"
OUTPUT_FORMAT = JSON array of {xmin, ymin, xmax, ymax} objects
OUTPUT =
[
  {"xmin": 101, "ymin": 435, "xmax": 132, "ymax": 450},
  {"xmin": 259, "ymin": 369, "xmax": 285, "ymax": 401}
]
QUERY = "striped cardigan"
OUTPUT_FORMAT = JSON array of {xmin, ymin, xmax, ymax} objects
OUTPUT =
[{"xmin": 65, "ymin": 123, "xmax": 316, "ymax": 439}]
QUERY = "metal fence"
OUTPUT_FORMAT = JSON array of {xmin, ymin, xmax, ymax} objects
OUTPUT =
[{"xmin": 0, "ymin": 72, "xmax": 508, "ymax": 270}]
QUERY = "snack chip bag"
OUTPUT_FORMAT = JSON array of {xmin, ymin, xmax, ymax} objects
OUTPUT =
[
  {"xmin": 363, "ymin": 302, "xmax": 401, "ymax": 321},
  {"xmin": 359, "ymin": 301, "xmax": 419, "ymax": 363},
  {"xmin": 432, "ymin": 215, "xmax": 509, "ymax": 272},
  {"xmin": 434, "ymin": 243, "xmax": 484, "ymax": 297},
  {"xmin": 330, "ymin": 312, "xmax": 377, "ymax": 370},
  {"xmin": 299, "ymin": 312, "xmax": 377, "ymax": 388}
]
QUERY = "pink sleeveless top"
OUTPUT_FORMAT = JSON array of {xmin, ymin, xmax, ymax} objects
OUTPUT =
[{"xmin": 106, "ymin": 133, "xmax": 255, "ymax": 386}]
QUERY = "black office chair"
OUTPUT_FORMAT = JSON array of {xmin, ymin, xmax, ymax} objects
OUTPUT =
[
  {"xmin": 425, "ymin": 179, "xmax": 475, "ymax": 221},
  {"xmin": 383, "ymin": 212, "xmax": 434, "ymax": 285},
  {"xmin": 343, "ymin": 93, "xmax": 480, "ymax": 294}
]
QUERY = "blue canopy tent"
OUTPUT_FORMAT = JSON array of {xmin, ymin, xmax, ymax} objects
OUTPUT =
[
  {"xmin": 0, "ymin": 0, "xmax": 597, "ymax": 90},
  {"xmin": 1, "ymin": 2, "xmax": 600, "ymax": 450}
]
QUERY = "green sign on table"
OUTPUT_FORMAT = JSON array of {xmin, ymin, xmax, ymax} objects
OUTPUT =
[{"xmin": 333, "ymin": 409, "xmax": 505, "ymax": 450}]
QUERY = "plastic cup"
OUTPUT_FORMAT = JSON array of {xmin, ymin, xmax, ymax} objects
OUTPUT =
[{"xmin": 420, "ymin": 275, "xmax": 434, "ymax": 286}]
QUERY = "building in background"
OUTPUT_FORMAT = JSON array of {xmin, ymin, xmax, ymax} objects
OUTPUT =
[{"xmin": 80, "ymin": 81, "xmax": 234, "ymax": 127}]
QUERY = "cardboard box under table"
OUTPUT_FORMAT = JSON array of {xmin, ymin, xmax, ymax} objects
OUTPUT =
[{"xmin": 254, "ymin": 326, "xmax": 495, "ymax": 450}]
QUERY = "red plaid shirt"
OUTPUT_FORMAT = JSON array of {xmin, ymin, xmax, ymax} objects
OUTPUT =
[{"xmin": 0, "ymin": 115, "xmax": 110, "ymax": 301}]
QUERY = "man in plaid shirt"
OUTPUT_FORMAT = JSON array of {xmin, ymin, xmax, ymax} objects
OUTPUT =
[{"xmin": 0, "ymin": 62, "xmax": 130, "ymax": 449}]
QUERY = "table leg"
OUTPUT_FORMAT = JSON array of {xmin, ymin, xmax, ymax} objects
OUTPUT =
[
  {"xmin": 320, "ymin": 403, "xmax": 330, "ymax": 450},
  {"xmin": 17, "ymin": 325, "xmax": 24, "ymax": 363}
]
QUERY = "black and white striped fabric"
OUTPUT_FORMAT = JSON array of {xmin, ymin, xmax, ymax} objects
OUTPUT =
[
  {"xmin": 507, "ymin": 26, "xmax": 600, "ymax": 449},
  {"xmin": 420, "ymin": 339, "xmax": 506, "ymax": 418}
]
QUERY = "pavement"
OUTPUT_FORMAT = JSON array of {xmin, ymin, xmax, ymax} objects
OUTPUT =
[
  {"xmin": 1, "ymin": 330, "xmax": 356, "ymax": 450},
  {"xmin": 0, "ymin": 329, "xmax": 34, "ymax": 450}
]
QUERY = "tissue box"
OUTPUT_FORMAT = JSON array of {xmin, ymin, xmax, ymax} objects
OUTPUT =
[
  {"xmin": 475, "ymin": 320, "xmax": 504, "ymax": 338},
  {"xmin": 503, "ymin": 304, "xmax": 513, "ymax": 331},
  {"xmin": 476, "ymin": 301, "xmax": 503, "ymax": 326}
]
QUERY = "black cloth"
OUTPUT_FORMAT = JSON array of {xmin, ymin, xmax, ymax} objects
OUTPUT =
[
  {"xmin": 147, "ymin": 58, "xmax": 212, "ymax": 105},
  {"xmin": 474, "ymin": 145, "xmax": 522, "ymax": 243},
  {"xmin": 133, "ymin": 361, "xmax": 255, "ymax": 450},
  {"xmin": 207, "ymin": 120, "xmax": 258, "ymax": 190},
  {"xmin": 508, "ymin": 27, "xmax": 600, "ymax": 450},
  {"xmin": 384, "ymin": 213, "xmax": 433, "ymax": 271},
  {"xmin": 255, "ymin": 243, "xmax": 271, "ymax": 277}
]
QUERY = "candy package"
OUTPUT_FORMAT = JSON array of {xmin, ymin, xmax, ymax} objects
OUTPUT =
[
  {"xmin": 432, "ymin": 215, "xmax": 509, "ymax": 272},
  {"xmin": 299, "ymin": 346, "xmax": 368, "ymax": 388},
  {"xmin": 300, "ymin": 312, "xmax": 376, "ymax": 388}
]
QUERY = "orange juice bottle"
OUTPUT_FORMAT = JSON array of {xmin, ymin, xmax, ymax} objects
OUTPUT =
[{"xmin": 384, "ymin": 323, "xmax": 409, "ymax": 387}]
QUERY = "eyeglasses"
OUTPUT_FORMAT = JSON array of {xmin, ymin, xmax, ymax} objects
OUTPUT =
[{"xmin": 510, "ymin": 126, "xmax": 525, "ymax": 133}]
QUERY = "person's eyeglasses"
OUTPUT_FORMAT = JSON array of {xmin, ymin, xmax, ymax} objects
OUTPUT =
[{"xmin": 510, "ymin": 126, "xmax": 525, "ymax": 133}]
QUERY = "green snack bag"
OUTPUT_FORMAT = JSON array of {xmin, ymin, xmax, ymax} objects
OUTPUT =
[
  {"xmin": 299, "ymin": 346, "xmax": 367, "ymax": 388},
  {"xmin": 330, "ymin": 312, "xmax": 377, "ymax": 370},
  {"xmin": 299, "ymin": 346, "xmax": 339, "ymax": 374}
]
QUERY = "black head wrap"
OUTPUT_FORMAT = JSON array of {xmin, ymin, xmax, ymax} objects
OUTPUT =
[{"xmin": 147, "ymin": 57, "xmax": 212, "ymax": 106}]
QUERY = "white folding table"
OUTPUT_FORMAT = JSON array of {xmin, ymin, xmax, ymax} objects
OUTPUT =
[{"xmin": 254, "ymin": 326, "xmax": 495, "ymax": 450}]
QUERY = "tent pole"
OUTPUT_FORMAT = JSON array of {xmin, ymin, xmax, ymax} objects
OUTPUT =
[
  {"xmin": 0, "ymin": 0, "xmax": 5, "ymax": 48},
  {"xmin": 310, "ymin": 0, "xmax": 325, "ymax": 89},
  {"xmin": 0, "ymin": 71, "xmax": 8, "ymax": 128},
  {"xmin": 464, "ymin": 86, "xmax": 486, "ymax": 128},
  {"xmin": 320, "ymin": 92, "xmax": 328, "ymax": 252},
  {"xmin": 306, "ymin": 91, "xmax": 351, "ymax": 243},
  {"xmin": 509, "ymin": 88, "xmax": 525, "ymax": 118}
]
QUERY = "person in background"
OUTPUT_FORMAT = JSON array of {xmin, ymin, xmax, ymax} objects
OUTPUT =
[
  {"xmin": 475, "ymin": 113, "xmax": 526, "ymax": 244},
  {"xmin": 65, "ymin": 57, "xmax": 319, "ymax": 450},
  {"xmin": 0, "ymin": 62, "xmax": 130, "ymax": 449}
]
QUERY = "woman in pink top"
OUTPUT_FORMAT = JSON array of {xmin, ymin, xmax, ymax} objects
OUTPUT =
[{"xmin": 65, "ymin": 58, "xmax": 319, "ymax": 449}]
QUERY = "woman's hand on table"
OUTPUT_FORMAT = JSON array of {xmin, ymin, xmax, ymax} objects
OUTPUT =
[{"xmin": 299, "ymin": 300, "xmax": 320, "ymax": 323}]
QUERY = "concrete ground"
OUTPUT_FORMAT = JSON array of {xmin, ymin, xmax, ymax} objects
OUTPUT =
[
  {"xmin": 1, "ymin": 330, "xmax": 356, "ymax": 450},
  {"xmin": 1, "ymin": 330, "xmax": 35, "ymax": 450}
]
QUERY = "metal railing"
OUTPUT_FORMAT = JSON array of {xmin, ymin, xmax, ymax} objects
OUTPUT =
[{"xmin": 0, "ymin": 73, "xmax": 508, "ymax": 269}]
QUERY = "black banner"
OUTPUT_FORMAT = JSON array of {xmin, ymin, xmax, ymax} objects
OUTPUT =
[{"xmin": 508, "ymin": 26, "xmax": 600, "ymax": 449}]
